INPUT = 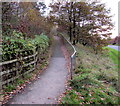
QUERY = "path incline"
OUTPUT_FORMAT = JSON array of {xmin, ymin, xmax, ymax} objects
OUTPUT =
[{"xmin": 8, "ymin": 36, "xmax": 67, "ymax": 104}]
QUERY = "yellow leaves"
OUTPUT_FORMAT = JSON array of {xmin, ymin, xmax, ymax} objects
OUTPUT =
[
  {"xmin": 19, "ymin": 2, "xmax": 39, "ymax": 22},
  {"xmin": 27, "ymin": 43, "xmax": 32, "ymax": 47},
  {"xmin": 19, "ymin": 2, "xmax": 32, "ymax": 9},
  {"xmin": 27, "ymin": 9, "xmax": 39, "ymax": 22},
  {"xmin": 19, "ymin": 2, "xmax": 41, "ymax": 23}
]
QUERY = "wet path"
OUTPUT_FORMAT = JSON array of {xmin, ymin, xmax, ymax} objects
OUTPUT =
[{"xmin": 8, "ymin": 36, "xmax": 68, "ymax": 104}]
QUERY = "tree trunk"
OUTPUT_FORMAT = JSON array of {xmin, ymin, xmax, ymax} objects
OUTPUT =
[
  {"xmin": 68, "ymin": 2, "xmax": 73, "ymax": 42},
  {"xmin": 73, "ymin": 7, "xmax": 76, "ymax": 45}
]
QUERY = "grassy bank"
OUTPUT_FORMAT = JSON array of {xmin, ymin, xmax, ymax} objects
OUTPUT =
[
  {"xmin": 61, "ymin": 44, "xmax": 119, "ymax": 104},
  {"xmin": 103, "ymin": 47, "xmax": 120, "ymax": 66}
]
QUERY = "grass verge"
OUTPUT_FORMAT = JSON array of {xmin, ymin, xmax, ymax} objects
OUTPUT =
[
  {"xmin": 61, "ymin": 44, "xmax": 119, "ymax": 104},
  {"xmin": 103, "ymin": 47, "xmax": 120, "ymax": 66}
]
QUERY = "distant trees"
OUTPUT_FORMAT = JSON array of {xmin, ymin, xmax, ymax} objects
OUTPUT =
[
  {"xmin": 2, "ymin": 2, "xmax": 54, "ymax": 39},
  {"xmin": 50, "ymin": 0, "xmax": 113, "ymax": 53},
  {"xmin": 108, "ymin": 35, "xmax": 120, "ymax": 45}
]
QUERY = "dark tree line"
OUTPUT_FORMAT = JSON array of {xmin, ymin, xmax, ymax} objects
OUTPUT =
[{"xmin": 50, "ymin": 0, "xmax": 113, "ymax": 53}]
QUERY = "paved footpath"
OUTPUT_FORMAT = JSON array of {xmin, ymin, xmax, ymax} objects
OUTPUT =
[
  {"xmin": 8, "ymin": 36, "xmax": 68, "ymax": 104},
  {"xmin": 108, "ymin": 45, "xmax": 120, "ymax": 51}
]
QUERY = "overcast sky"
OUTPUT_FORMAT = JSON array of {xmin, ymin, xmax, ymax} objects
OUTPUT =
[
  {"xmin": 42, "ymin": 0, "xmax": 119, "ymax": 38},
  {"xmin": 101, "ymin": 0, "xmax": 119, "ymax": 38}
]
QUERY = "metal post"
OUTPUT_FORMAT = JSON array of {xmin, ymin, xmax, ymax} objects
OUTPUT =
[
  {"xmin": 70, "ymin": 56, "xmax": 73, "ymax": 80},
  {"xmin": 61, "ymin": 33, "xmax": 76, "ymax": 80},
  {"xmin": 74, "ymin": 55, "xmax": 76, "ymax": 70}
]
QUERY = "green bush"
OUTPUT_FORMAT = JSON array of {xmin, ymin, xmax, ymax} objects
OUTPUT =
[
  {"xmin": 32, "ymin": 33, "xmax": 49, "ymax": 50},
  {"xmin": 2, "ymin": 31, "xmax": 49, "ymax": 61}
]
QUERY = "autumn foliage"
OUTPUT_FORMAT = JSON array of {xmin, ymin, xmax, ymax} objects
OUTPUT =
[
  {"xmin": 2, "ymin": 2, "xmax": 53, "ymax": 39},
  {"xmin": 50, "ymin": 0, "xmax": 113, "ymax": 53}
]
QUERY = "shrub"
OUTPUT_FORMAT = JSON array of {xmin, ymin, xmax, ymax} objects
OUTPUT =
[{"xmin": 2, "ymin": 31, "xmax": 49, "ymax": 61}]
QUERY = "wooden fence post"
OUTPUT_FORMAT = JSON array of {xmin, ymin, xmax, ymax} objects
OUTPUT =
[
  {"xmin": 34, "ymin": 49, "xmax": 37, "ymax": 69},
  {"xmin": 0, "ymin": 65, "xmax": 2, "ymax": 90}
]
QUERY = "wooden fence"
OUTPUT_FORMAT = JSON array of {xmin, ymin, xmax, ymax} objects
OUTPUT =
[{"xmin": 0, "ymin": 47, "xmax": 48, "ymax": 88}]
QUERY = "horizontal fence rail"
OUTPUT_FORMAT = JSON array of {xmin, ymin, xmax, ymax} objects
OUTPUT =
[
  {"xmin": 0, "ymin": 46, "xmax": 49, "ymax": 87},
  {"xmin": 0, "ymin": 52, "xmax": 38, "ymax": 66},
  {"xmin": 61, "ymin": 33, "xmax": 76, "ymax": 79}
]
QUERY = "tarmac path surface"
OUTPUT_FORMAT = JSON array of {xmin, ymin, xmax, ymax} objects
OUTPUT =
[
  {"xmin": 108, "ymin": 45, "xmax": 120, "ymax": 51},
  {"xmin": 8, "ymin": 36, "xmax": 68, "ymax": 104}
]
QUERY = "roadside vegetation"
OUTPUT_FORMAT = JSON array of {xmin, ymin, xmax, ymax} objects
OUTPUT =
[
  {"xmin": 103, "ymin": 47, "xmax": 120, "ymax": 66},
  {"xmin": 61, "ymin": 44, "xmax": 119, "ymax": 104}
]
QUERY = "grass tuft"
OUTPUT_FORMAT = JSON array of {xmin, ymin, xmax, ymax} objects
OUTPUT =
[{"xmin": 61, "ymin": 44, "xmax": 119, "ymax": 104}]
